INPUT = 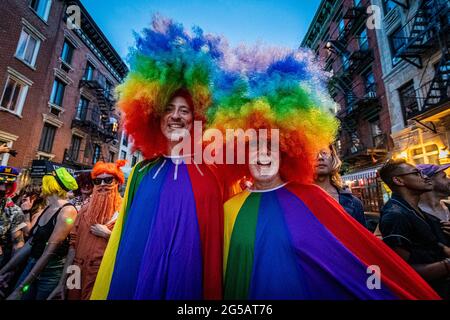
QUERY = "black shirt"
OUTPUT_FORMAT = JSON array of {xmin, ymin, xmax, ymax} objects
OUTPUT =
[
  {"xmin": 380, "ymin": 193, "xmax": 450, "ymax": 299},
  {"xmin": 380, "ymin": 193, "xmax": 446, "ymax": 264}
]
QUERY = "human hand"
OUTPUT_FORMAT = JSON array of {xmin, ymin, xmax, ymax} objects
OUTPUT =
[
  {"xmin": 90, "ymin": 224, "xmax": 111, "ymax": 239},
  {"xmin": 441, "ymin": 221, "xmax": 450, "ymax": 236},
  {"xmin": 0, "ymin": 144, "xmax": 10, "ymax": 155}
]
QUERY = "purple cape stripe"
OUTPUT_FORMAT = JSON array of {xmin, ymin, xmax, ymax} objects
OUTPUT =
[
  {"xmin": 249, "ymin": 191, "xmax": 310, "ymax": 299},
  {"xmin": 107, "ymin": 160, "xmax": 169, "ymax": 299},
  {"xmin": 276, "ymin": 187, "xmax": 398, "ymax": 299},
  {"xmin": 133, "ymin": 162, "xmax": 203, "ymax": 299}
]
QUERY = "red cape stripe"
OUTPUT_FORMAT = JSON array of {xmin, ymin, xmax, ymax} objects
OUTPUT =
[
  {"xmin": 287, "ymin": 183, "xmax": 440, "ymax": 300},
  {"xmin": 187, "ymin": 164, "xmax": 224, "ymax": 299}
]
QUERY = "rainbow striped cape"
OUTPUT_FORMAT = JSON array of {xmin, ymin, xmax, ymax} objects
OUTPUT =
[
  {"xmin": 223, "ymin": 183, "xmax": 440, "ymax": 300},
  {"xmin": 91, "ymin": 157, "xmax": 223, "ymax": 300}
]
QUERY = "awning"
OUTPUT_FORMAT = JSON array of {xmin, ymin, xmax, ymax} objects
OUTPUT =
[{"xmin": 341, "ymin": 166, "xmax": 381, "ymax": 182}]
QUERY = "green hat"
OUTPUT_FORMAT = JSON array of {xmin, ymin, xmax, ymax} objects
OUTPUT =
[{"xmin": 51, "ymin": 167, "xmax": 78, "ymax": 191}]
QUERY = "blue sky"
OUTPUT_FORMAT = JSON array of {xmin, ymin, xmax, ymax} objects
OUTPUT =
[{"xmin": 81, "ymin": 0, "xmax": 321, "ymax": 59}]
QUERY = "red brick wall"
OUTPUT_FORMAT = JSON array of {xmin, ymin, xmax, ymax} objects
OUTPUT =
[
  {"xmin": 0, "ymin": 0, "xmax": 123, "ymax": 170},
  {"xmin": 0, "ymin": 0, "xmax": 66, "ymax": 168}
]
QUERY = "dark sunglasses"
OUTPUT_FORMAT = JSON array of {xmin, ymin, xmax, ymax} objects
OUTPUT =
[
  {"xmin": 395, "ymin": 170, "xmax": 427, "ymax": 178},
  {"xmin": 93, "ymin": 177, "xmax": 115, "ymax": 185}
]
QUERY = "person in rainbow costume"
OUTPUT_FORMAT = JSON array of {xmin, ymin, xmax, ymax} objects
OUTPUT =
[
  {"xmin": 90, "ymin": 16, "xmax": 226, "ymax": 300},
  {"xmin": 207, "ymin": 44, "xmax": 441, "ymax": 299}
]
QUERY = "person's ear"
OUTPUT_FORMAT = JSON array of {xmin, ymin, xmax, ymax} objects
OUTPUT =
[{"xmin": 392, "ymin": 176, "xmax": 404, "ymax": 187}]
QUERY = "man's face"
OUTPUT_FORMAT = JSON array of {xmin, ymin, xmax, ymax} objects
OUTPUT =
[
  {"xmin": 160, "ymin": 96, "xmax": 193, "ymax": 142},
  {"xmin": 92, "ymin": 173, "xmax": 117, "ymax": 194},
  {"xmin": 248, "ymin": 146, "xmax": 280, "ymax": 183},
  {"xmin": 393, "ymin": 164, "xmax": 433, "ymax": 192},
  {"xmin": 315, "ymin": 148, "xmax": 333, "ymax": 176},
  {"xmin": 430, "ymin": 170, "xmax": 450, "ymax": 196},
  {"xmin": 0, "ymin": 182, "xmax": 14, "ymax": 199}
]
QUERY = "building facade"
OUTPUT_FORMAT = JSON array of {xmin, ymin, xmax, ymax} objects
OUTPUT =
[
  {"xmin": 372, "ymin": 0, "xmax": 449, "ymax": 167},
  {"xmin": 0, "ymin": 0, "xmax": 128, "ymax": 176},
  {"xmin": 302, "ymin": 0, "xmax": 393, "ymax": 213},
  {"xmin": 118, "ymin": 130, "xmax": 144, "ymax": 177}
]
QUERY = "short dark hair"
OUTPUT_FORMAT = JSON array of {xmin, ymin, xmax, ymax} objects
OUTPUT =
[
  {"xmin": 74, "ymin": 171, "xmax": 93, "ymax": 197},
  {"xmin": 379, "ymin": 158, "xmax": 408, "ymax": 189}
]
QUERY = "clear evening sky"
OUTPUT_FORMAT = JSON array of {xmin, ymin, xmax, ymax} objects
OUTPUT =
[{"xmin": 81, "ymin": 0, "xmax": 322, "ymax": 59}]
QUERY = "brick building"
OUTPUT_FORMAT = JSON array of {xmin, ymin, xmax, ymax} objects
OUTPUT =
[
  {"xmin": 371, "ymin": 0, "xmax": 449, "ymax": 167},
  {"xmin": 0, "ymin": 0, "xmax": 128, "ymax": 177},
  {"xmin": 302, "ymin": 0, "xmax": 393, "ymax": 213}
]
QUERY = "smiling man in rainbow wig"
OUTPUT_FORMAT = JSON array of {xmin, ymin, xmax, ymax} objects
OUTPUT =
[
  {"xmin": 207, "ymin": 43, "xmax": 441, "ymax": 300},
  {"xmin": 90, "ymin": 17, "xmax": 225, "ymax": 300}
]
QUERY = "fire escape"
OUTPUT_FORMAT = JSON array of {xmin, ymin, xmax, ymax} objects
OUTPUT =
[
  {"xmin": 326, "ymin": 0, "xmax": 388, "ymax": 167},
  {"xmin": 395, "ymin": 0, "xmax": 449, "ymax": 124},
  {"xmin": 65, "ymin": 70, "xmax": 119, "ymax": 167}
]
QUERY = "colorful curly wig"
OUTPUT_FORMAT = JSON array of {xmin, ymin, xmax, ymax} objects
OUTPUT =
[
  {"xmin": 118, "ymin": 15, "xmax": 339, "ymax": 184},
  {"xmin": 116, "ymin": 15, "xmax": 226, "ymax": 159},
  {"xmin": 207, "ymin": 47, "xmax": 339, "ymax": 184}
]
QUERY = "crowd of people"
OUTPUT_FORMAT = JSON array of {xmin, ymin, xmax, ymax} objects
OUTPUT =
[
  {"xmin": 0, "ymin": 17, "xmax": 449, "ymax": 300},
  {"xmin": 0, "ymin": 122, "xmax": 449, "ymax": 300}
]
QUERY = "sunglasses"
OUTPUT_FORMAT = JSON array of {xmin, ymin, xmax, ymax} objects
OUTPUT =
[{"xmin": 93, "ymin": 177, "xmax": 115, "ymax": 185}]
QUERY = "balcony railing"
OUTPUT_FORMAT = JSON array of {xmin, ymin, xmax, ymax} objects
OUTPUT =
[
  {"xmin": 392, "ymin": 0, "xmax": 449, "ymax": 67},
  {"xmin": 401, "ymin": 78, "xmax": 450, "ymax": 120},
  {"xmin": 80, "ymin": 69, "xmax": 115, "ymax": 104},
  {"xmin": 72, "ymin": 106, "xmax": 119, "ymax": 141}
]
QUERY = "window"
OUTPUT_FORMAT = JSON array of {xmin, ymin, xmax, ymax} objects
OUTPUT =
[
  {"xmin": 131, "ymin": 155, "xmax": 138, "ymax": 167},
  {"xmin": 411, "ymin": 144, "xmax": 440, "ymax": 165},
  {"xmin": 363, "ymin": 70, "xmax": 376, "ymax": 95},
  {"xmin": 1, "ymin": 76, "xmax": 29, "ymax": 115},
  {"xmin": 76, "ymin": 97, "xmax": 89, "ymax": 120},
  {"xmin": 15, "ymin": 29, "xmax": 40, "ymax": 67},
  {"xmin": 105, "ymin": 80, "xmax": 113, "ymax": 98},
  {"xmin": 389, "ymin": 27, "xmax": 406, "ymax": 66},
  {"xmin": 382, "ymin": 0, "xmax": 396, "ymax": 15},
  {"xmin": 50, "ymin": 78, "xmax": 65, "ymax": 106},
  {"xmin": 345, "ymin": 91, "xmax": 355, "ymax": 111},
  {"xmin": 120, "ymin": 150, "xmax": 127, "ymax": 160},
  {"xmin": 370, "ymin": 119, "xmax": 384, "ymax": 147},
  {"xmin": 83, "ymin": 62, "xmax": 95, "ymax": 81},
  {"xmin": 109, "ymin": 151, "xmax": 115, "ymax": 163},
  {"xmin": 342, "ymin": 53, "xmax": 350, "ymax": 71},
  {"xmin": 60, "ymin": 40, "xmax": 74, "ymax": 65},
  {"xmin": 39, "ymin": 123, "xmax": 56, "ymax": 153},
  {"xmin": 93, "ymin": 144, "xmax": 101, "ymax": 164},
  {"xmin": 399, "ymin": 81, "xmax": 418, "ymax": 123},
  {"xmin": 338, "ymin": 18, "xmax": 346, "ymax": 34},
  {"xmin": 122, "ymin": 133, "xmax": 128, "ymax": 147},
  {"xmin": 29, "ymin": 0, "xmax": 52, "ymax": 21},
  {"xmin": 69, "ymin": 135, "xmax": 81, "ymax": 161},
  {"xmin": 358, "ymin": 29, "xmax": 369, "ymax": 51}
]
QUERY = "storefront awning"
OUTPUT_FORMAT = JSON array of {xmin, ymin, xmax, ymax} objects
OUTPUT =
[{"xmin": 341, "ymin": 166, "xmax": 381, "ymax": 182}]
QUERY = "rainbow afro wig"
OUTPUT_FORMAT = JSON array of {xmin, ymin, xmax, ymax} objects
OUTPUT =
[
  {"xmin": 207, "ymin": 45, "xmax": 340, "ymax": 184},
  {"xmin": 116, "ymin": 15, "xmax": 227, "ymax": 159},
  {"xmin": 118, "ymin": 15, "xmax": 339, "ymax": 184}
]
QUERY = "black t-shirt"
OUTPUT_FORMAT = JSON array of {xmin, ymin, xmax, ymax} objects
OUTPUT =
[
  {"xmin": 380, "ymin": 194, "xmax": 450, "ymax": 298},
  {"xmin": 380, "ymin": 194, "xmax": 446, "ymax": 265}
]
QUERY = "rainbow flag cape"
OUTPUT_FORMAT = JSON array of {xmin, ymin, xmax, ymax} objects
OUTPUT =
[
  {"xmin": 91, "ymin": 157, "xmax": 223, "ymax": 300},
  {"xmin": 224, "ymin": 183, "xmax": 440, "ymax": 300}
]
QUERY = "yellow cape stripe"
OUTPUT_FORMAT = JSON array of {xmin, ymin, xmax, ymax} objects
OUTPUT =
[
  {"xmin": 90, "ymin": 164, "xmax": 138, "ymax": 300},
  {"xmin": 223, "ymin": 190, "xmax": 251, "ymax": 277}
]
